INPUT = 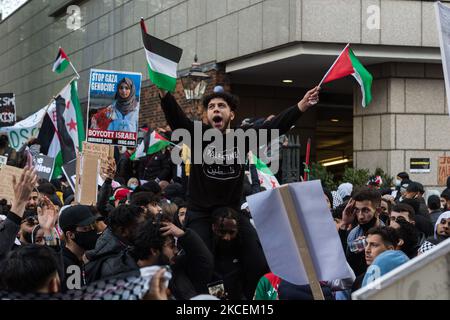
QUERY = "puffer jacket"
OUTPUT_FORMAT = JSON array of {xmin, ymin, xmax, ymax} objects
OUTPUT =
[{"xmin": 84, "ymin": 228, "xmax": 137, "ymax": 284}]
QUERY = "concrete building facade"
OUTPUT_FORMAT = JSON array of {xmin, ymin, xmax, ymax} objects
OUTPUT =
[{"xmin": 1, "ymin": 0, "xmax": 450, "ymax": 188}]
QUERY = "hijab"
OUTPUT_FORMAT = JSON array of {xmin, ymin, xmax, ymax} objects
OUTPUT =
[{"xmin": 115, "ymin": 78, "xmax": 137, "ymax": 115}]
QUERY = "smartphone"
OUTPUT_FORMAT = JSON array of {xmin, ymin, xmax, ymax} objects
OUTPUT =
[{"xmin": 207, "ymin": 280, "xmax": 227, "ymax": 299}]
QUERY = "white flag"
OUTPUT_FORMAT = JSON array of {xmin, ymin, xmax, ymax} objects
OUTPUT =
[{"xmin": 435, "ymin": 1, "xmax": 450, "ymax": 116}]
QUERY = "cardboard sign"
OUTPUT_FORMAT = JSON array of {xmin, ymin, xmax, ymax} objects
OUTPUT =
[
  {"xmin": 33, "ymin": 155, "xmax": 54, "ymax": 181},
  {"xmin": 247, "ymin": 180, "xmax": 352, "ymax": 300},
  {"xmin": 352, "ymin": 238, "xmax": 450, "ymax": 300},
  {"xmin": 76, "ymin": 154, "xmax": 99, "ymax": 205},
  {"xmin": 82, "ymin": 141, "xmax": 114, "ymax": 184},
  {"xmin": 86, "ymin": 69, "xmax": 142, "ymax": 147},
  {"xmin": 438, "ymin": 156, "xmax": 450, "ymax": 185},
  {"xmin": 0, "ymin": 165, "xmax": 24, "ymax": 204},
  {"xmin": 62, "ymin": 158, "xmax": 77, "ymax": 192},
  {"xmin": 0, "ymin": 93, "xmax": 16, "ymax": 127},
  {"xmin": 410, "ymin": 158, "xmax": 431, "ymax": 173}
]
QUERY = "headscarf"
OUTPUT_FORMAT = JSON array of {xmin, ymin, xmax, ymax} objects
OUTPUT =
[
  {"xmin": 434, "ymin": 211, "xmax": 450, "ymax": 240},
  {"xmin": 331, "ymin": 191, "xmax": 342, "ymax": 209},
  {"xmin": 337, "ymin": 183, "xmax": 353, "ymax": 201},
  {"xmin": 115, "ymin": 78, "xmax": 137, "ymax": 115}
]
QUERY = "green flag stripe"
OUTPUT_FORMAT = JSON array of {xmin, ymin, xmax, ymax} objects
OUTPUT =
[
  {"xmin": 147, "ymin": 64, "xmax": 177, "ymax": 92},
  {"xmin": 147, "ymin": 140, "xmax": 170, "ymax": 155},
  {"xmin": 55, "ymin": 60, "xmax": 70, "ymax": 73},
  {"xmin": 71, "ymin": 81, "xmax": 85, "ymax": 151},
  {"xmin": 51, "ymin": 151, "xmax": 64, "ymax": 180},
  {"xmin": 253, "ymin": 154, "xmax": 275, "ymax": 176},
  {"xmin": 349, "ymin": 49, "xmax": 373, "ymax": 107}
]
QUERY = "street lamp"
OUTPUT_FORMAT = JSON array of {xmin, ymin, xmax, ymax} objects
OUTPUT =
[{"xmin": 181, "ymin": 55, "xmax": 211, "ymax": 120}]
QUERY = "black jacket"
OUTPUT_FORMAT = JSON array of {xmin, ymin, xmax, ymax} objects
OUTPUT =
[
  {"xmin": 138, "ymin": 150, "xmax": 172, "ymax": 182},
  {"xmin": 61, "ymin": 246, "xmax": 85, "ymax": 292},
  {"xmin": 160, "ymin": 92, "xmax": 303, "ymax": 212},
  {"xmin": 0, "ymin": 212, "xmax": 21, "ymax": 262},
  {"xmin": 115, "ymin": 151, "xmax": 137, "ymax": 182},
  {"xmin": 84, "ymin": 228, "xmax": 137, "ymax": 283},
  {"xmin": 169, "ymin": 228, "xmax": 214, "ymax": 299},
  {"xmin": 96, "ymin": 178, "xmax": 114, "ymax": 218}
]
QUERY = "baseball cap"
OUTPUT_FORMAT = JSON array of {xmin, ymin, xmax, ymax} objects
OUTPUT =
[{"xmin": 58, "ymin": 205, "xmax": 96, "ymax": 233}]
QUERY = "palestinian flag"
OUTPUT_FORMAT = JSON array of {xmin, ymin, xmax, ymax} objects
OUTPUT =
[
  {"xmin": 140, "ymin": 18, "xmax": 183, "ymax": 92},
  {"xmin": 130, "ymin": 131, "xmax": 171, "ymax": 160},
  {"xmin": 252, "ymin": 154, "xmax": 280, "ymax": 190},
  {"xmin": 320, "ymin": 44, "xmax": 373, "ymax": 107},
  {"xmin": 52, "ymin": 47, "xmax": 70, "ymax": 74},
  {"xmin": 38, "ymin": 80, "xmax": 85, "ymax": 179}
]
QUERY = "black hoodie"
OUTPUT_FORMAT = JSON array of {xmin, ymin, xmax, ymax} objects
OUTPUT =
[{"xmin": 160, "ymin": 93, "xmax": 303, "ymax": 212}]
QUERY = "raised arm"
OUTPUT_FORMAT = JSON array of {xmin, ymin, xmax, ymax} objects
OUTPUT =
[
  {"xmin": 258, "ymin": 86, "xmax": 320, "ymax": 135},
  {"xmin": 159, "ymin": 89, "xmax": 195, "ymax": 133}
]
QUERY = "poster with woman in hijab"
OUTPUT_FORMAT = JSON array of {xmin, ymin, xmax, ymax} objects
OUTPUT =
[{"xmin": 87, "ymin": 69, "xmax": 142, "ymax": 146}]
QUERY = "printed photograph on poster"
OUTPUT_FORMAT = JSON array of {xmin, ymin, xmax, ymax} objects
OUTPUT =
[
  {"xmin": 86, "ymin": 69, "xmax": 142, "ymax": 147},
  {"xmin": 0, "ymin": 93, "xmax": 16, "ymax": 127}
]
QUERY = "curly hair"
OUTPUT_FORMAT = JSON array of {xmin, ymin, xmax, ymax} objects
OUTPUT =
[
  {"xmin": 202, "ymin": 91, "xmax": 239, "ymax": 111},
  {"xmin": 130, "ymin": 215, "xmax": 167, "ymax": 261}
]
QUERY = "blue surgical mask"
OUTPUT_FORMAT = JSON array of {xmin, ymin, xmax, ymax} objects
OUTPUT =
[{"xmin": 130, "ymin": 184, "xmax": 138, "ymax": 190}]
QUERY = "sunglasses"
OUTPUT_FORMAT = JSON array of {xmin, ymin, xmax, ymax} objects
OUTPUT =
[{"xmin": 389, "ymin": 216, "xmax": 407, "ymax": 223}]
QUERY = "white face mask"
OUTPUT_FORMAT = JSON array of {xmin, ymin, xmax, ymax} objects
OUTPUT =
[{"xmin": 395, "ymin": 179, "xmax": 401, "ymax": 187}]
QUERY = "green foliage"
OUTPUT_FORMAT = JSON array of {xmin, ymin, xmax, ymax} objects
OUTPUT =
[
  {"xmin": 340, "ymin": 167, "xmax": 370, "ymax": 188},
  {"xmin": 309, "ymin": 162, "xmax": 337, "ymax": 190},
  {"xmin": 307, "ymin": 164, "xmax": 395, "ymax": 192}
]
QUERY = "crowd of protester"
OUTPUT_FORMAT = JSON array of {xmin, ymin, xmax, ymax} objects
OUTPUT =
[{"xmin": 0, "ymin": 87, "xmax": 449, "ymax": 300}]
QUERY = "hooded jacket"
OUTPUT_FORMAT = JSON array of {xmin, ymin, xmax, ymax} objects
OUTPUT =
[
  {"xmin": 362, "ymin": 250, "xmax": 409, "ymax": 287},
  {"xmin": 84, "ymin": 228, "xmax": 137, "ymax": 283}
]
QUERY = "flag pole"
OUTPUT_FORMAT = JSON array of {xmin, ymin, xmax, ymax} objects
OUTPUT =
[
  {"xmin": 318, "ymin": 43, "xmax": 350, "ymax": 87},
  {"xmin": 69, "ymin": 61, "xmax": 81, "ymax": 79}
]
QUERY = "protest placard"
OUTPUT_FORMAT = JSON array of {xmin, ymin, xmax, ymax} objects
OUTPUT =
[
  {"xmin": 438, "ymin": 156, "xmax": 450, "ymax": 185},
  {"xmin": 33, "ymin": 154, "xmax": 55, "ymax": 181},
  {"xmin": 0, "ymin": 106, "xmax": 46, "ymax": 151},
  {"xmin": 247, "ymin": 180, "xmax": 352, "ymax": 300},
  {"xmin": 0, "ymin": 93, "xmax": 16, "ymax": 127},
  {"xmin": 75, "ymin": 154, "xmax": 99, "ymax": 205},
  {"xmin": 82, "ymin": 141, "xmax": 114, "ymax": 184},
  {"xmin": 0, "ymin": 165, "xmax": 24, "ymax": 204},
  {"xmin": 86, "ymin": 69, "xmax": 141, "ymax": 147},
  {"xmin": 62, "ymin": 158, "xmax": 77, "ymax": 192}
]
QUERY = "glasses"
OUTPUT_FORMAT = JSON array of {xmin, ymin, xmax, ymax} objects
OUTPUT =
[
  {"xmin": 353, "ymin": 207, "xmax": 374, "ymax": 215},
  {"xmin": 390, "ymin": 216, "xmax": 408, "ymax": 223}
]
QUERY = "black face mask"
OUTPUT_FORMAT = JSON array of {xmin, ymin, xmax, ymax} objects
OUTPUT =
[
  {"xmin": 23, "ymin": 231, "xmax": 33, "ymax": 244},
  {"xmin": 361, "ymin": 215, "xmax": 378, "ymax": 233},
  {"xmin": 74, "ymin": 230, "xmax": 99, "ymax": 251}
]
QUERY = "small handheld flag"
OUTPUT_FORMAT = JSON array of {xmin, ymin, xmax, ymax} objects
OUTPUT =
[
  {"xmin": 319, "ymin": 44, "xmax": 373, "ymax": 107},
  {"xmin": 52, "ymin": 47, "xmax": 80, "ymax": 78}
]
